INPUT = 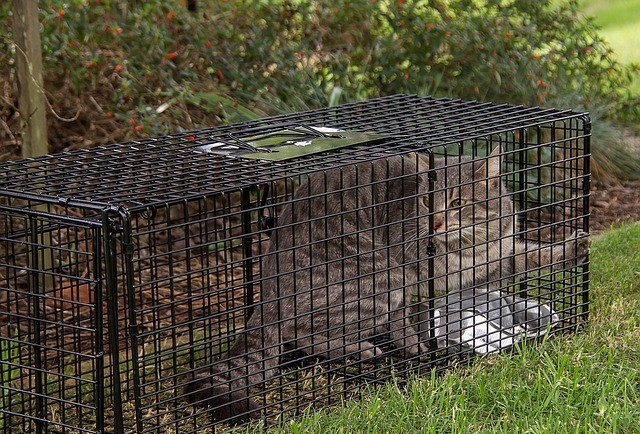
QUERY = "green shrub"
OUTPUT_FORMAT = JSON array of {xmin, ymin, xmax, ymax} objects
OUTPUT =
[{"xmin": 1, "ymin": 0, "xmax": 638, "ymax": 177}]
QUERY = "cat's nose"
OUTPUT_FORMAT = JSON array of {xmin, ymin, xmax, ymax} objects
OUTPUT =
[{"xmin": 434, "ymin": 221, "xmax": 444, "ymax": 231}]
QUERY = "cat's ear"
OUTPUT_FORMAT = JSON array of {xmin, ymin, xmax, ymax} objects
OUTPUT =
[{"xmin": 474, "ymin": 146, "xmax": 503, "ymax": 180}]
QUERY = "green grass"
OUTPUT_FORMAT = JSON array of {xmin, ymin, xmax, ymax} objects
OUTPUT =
[
  {"xmin": 580, "ymin": 0, "xmax": 640, "ymax": 93},
  {"xmin": 268, "ymin": 223, "xmax": 640, "ymax": 434}
]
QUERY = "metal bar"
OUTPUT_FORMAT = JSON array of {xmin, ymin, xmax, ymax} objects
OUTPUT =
[
  {"xmin": 101, "ymin": 208, "xmax": 126, "ymax": 434},
  {"xmin": 517, "ymin": 128, "xmax": 529, "ymax": 296},
  {"xmin": 119, "ymin": 206, "xmax": 145, "ymax": 434},
  {"xmin": 426, "ymin": 150, "xmax": 438, "ymax": 356},
  {"xmin": 241, "ymin": 188, "xmax": 255, "ymax": 319},
  {"xmin": 27, "ymin": 216, "xmax": 44, "ymax": 434},
  {"xmin": 93, "ymin": 225, "xmax": 106, "ymax": 434},
  {"xmin": 581, "ymin": 115, "xmax": 591, "ymax": 323}
]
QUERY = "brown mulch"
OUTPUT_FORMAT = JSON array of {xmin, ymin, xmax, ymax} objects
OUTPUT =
[{"xmin": 590, "ymin": 180, "xmax": 640, "ymax": 234}]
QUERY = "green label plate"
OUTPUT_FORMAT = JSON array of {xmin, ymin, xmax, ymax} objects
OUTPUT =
[{"xmin": 196, "ymin": 126, "xmax": 389, "ymax": 161}]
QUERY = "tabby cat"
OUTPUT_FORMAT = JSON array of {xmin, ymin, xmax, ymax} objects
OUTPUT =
[{"xmin": 184, "ymin": 146, "xmax": 589, "ymax": 423}]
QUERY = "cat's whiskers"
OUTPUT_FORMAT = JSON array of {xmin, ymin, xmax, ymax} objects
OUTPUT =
[
  {"xmin": 399, "ymin": 229, "xmax": 422, "ymax": 260},
  {"xmin": 401, "ymin": 225, "xmax": 448, "ymax": 258},
  {"xmin": 436, "ymin": 224, "xmax": 501, "ymax": 248}
]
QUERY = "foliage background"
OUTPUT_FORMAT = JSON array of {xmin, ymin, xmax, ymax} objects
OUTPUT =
[{"xmin": 1, "ymin": 0, "xmax": 639, "ymax": 178}]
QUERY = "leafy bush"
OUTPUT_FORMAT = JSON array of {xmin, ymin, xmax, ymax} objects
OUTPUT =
[{"xmin": 1, "ymin": 0, "xmax": 638, "ymax": 177}]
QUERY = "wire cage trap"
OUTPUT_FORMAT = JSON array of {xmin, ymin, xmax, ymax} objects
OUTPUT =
[{"xmin": 0, "ymin": 95, "xmax": 590, "ymax": 433}]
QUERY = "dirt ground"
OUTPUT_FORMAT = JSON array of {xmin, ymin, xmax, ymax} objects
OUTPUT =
[{"xmin": 590, "ymin": 179, "xmax": 640, "ymax": 233}]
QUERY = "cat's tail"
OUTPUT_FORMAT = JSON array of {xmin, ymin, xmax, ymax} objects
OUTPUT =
[{"xmin": 183, "ymin": 315, "xmax": 280, "ymax": 425}]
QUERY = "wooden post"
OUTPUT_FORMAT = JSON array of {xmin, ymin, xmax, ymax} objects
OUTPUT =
[
  {"xmin": 12, "ymin": 0, "xmax": 49, "ymax": 158},
  {"xmin": 13, "ymin": 1, "xmax": 53, "ymax": 293}
]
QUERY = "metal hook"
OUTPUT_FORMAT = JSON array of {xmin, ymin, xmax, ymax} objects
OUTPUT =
[
  {"xmin": 289, "ymin": 124, "xmax": 332, "ymax": 137},
  {"xmin": 225, "ymin": 132, "xmax": 273, "ymax": 153}
]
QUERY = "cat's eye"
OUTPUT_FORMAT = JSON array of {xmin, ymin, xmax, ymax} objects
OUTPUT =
[
  {"xmin": 422, "ymin": 196, "xmax": 429, "ymax": 208},
  {"xmin": 450, "ymin": 198, "xmax": 467, "ymax": 207}
]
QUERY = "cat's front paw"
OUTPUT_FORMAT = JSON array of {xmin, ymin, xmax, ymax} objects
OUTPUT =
[
  {"xmin": 391, "ymin": 333, "xmax": 428, "ymax": 359},
  {"xmin": 571, "ymin": 229, "xmax": 591, "ymax": 260},
  {"xmin": 563, "ymin": 229, "xmax": 591, "ymax": 268},
  {"xmin": 403, "ymin": 342, "xmax": 429, "ymax": 359},
  {"xmin": 183, "ymin": 372, "xmax": 260, "ymax": 424}
]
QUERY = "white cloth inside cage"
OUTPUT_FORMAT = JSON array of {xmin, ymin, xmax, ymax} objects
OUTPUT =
[{"xmin": 416, "ymin": 289, "xmax": 560, "ymax": 355}]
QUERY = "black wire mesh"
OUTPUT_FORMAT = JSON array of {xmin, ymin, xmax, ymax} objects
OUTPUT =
[{"xmin": 0, "ymin": 95, "xmax": 590, "ymax": 433}]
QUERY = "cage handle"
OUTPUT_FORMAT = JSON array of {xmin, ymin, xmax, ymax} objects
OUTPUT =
[
  {"xmin": 288, "ymin": 124, "xmax": 332, "ymax": 137},
  {"xmin": 225, "ymin": 132, "xmax": 273, "ymax": 153},
  {"xmin": 235, "ymin": 124, "xmax": 336, "ymax": 147}
]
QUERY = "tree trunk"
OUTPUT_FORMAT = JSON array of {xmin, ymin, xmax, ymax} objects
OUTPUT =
[
  {"xmin": 12, "ymin": 0, "xmax": 49, "ymax": 158},
  {"xmin": 12, "ymin": 1, "xmax": 52, "ymax": 292}
]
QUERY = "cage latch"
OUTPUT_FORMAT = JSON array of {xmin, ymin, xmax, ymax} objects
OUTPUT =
[
  {"xmin": 427, "ymin": 241, "xmax": 437, "ymax": 257},
  {"xmin": 123, "ymin": 241, "xmax": 135, "ymax": 255},
  {"xmin": 258, "ymin": 184, "xmax": 276, "ymax": 237}
]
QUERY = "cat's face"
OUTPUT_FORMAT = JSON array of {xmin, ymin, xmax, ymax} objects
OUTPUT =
[{"xmin": 418, "ymin": 148, "xmax": 511, "ymax": 248}]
